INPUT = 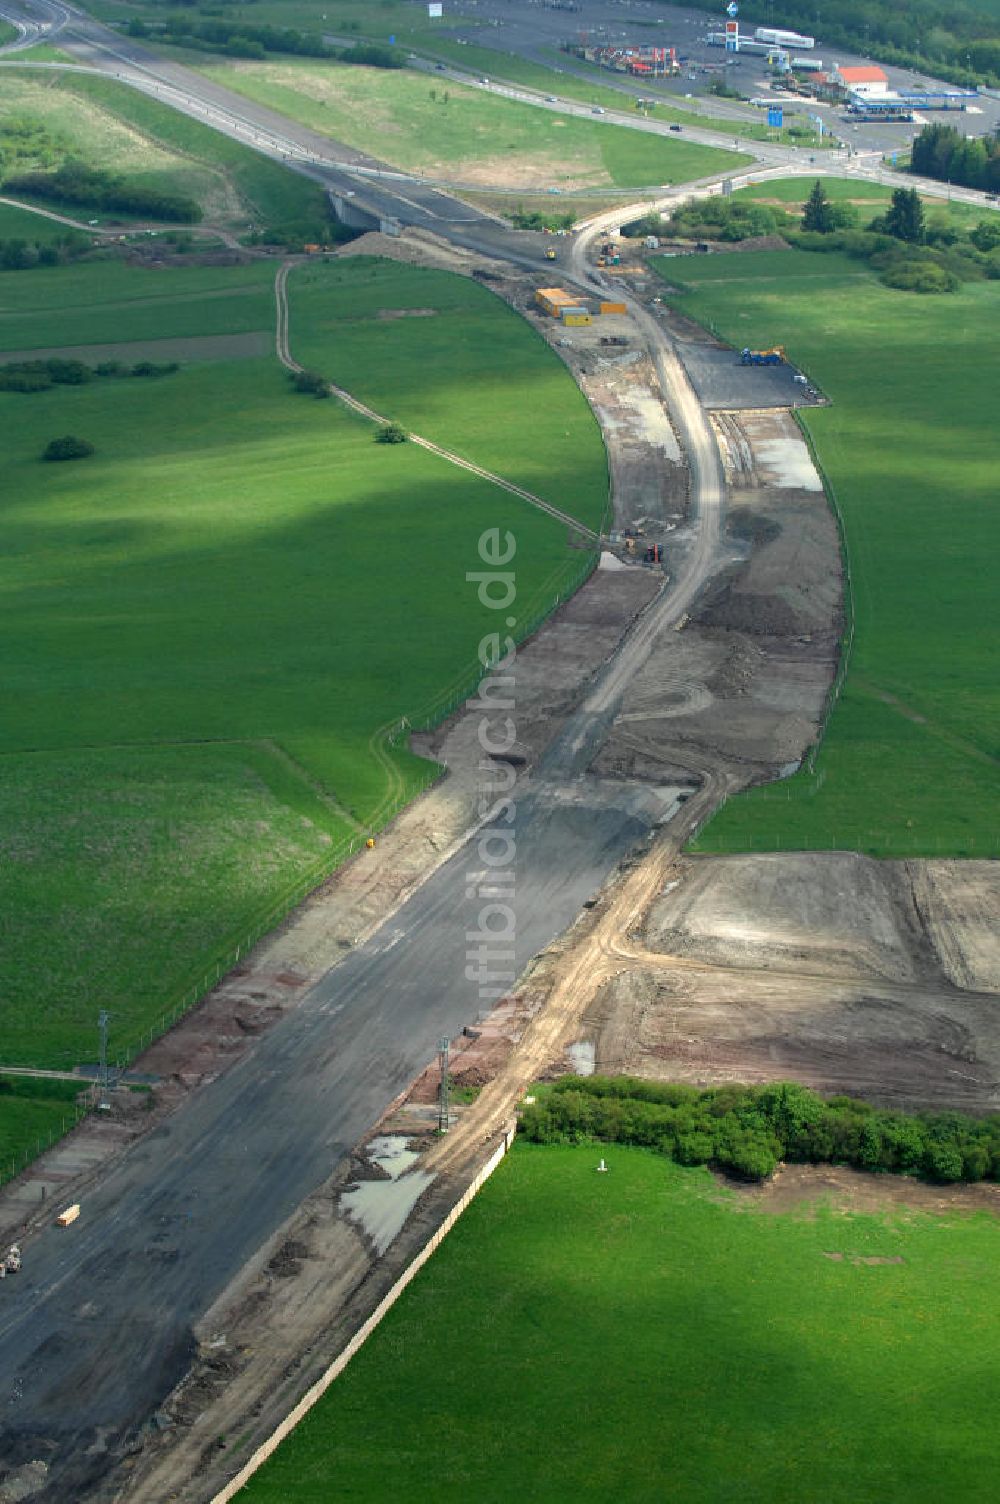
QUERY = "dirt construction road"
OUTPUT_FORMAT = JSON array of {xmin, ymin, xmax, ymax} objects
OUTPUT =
[
  {"xmin": 2, "ymin": 191, "xmax": 994, "ymax": 1504},
  {"xmin": 0, "ymin": 237, "xmax": 731, "ymax": 1499}
]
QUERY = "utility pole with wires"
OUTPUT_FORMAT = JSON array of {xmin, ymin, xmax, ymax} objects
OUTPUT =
[
  {"xmin": 437, "ymin": 1036, "xmax": 451, "ymax": 1135},
  {"xmin": 97, "ymin": 1010, "xmax": 111, "ymax": 1111}
]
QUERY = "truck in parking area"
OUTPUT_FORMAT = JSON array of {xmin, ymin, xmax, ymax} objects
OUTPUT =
[{"xmin": 755, "ymin": 26, "xmax": 815, "ymax": 49}]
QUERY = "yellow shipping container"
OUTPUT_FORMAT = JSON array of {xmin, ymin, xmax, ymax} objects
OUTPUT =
[
  {"xmin": 536, "ymin": 287, "xmax": 578, "ymax": 316},
  {"xmin": 562, "ymin": 313, "xmax": 592, "ymax": 326}
]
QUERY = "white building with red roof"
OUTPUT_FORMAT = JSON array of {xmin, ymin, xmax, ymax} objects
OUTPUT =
[{"xmin": 831, "ymin": 63, "xmax": 890, "ymax": 96}]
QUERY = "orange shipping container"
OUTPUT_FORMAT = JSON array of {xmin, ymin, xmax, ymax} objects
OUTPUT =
[
  {"xmin": 536, "ymin": 287, "xmax": 578, "ymax": 316},
  {"xmin": 600, "ymin": 301, "xmax": 628, "ymax": 314}
]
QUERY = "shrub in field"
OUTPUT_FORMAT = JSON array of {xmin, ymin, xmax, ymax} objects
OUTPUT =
[
  {"xmin": 131, "ymin": 360, "xmax": 180, "ymax": 378},
  {"xmin": 879, "ymin": 258, "xmax": 959, "ymax": 294},
  {"xmin": 42, "ymin": 435, "xmax": 94, "ymax": 461},
  {"xmin": 664, "ymin": 196, "xmax": 794, "ymax": 242},
  {"xmin": 970, "ymin": 219, "xmax": 1000, "ymax": 253},
  {"xmin": 620, "ymin": 210, "xmax": 662, "ymax": 240},
  {"xmin": 519, "ymin": 1076, "xmax": 1000, "ymax": 1184},
  {"xmin": 290, "ymin": 369, "xmax": 329, "ymax": 397},
  {"xmin": 511, "ymin": 207, "xmax": 575, "ymax": 232},
  {"xmin": 45, "ymin": 358, "xmax": 91, "ymax": 385}
]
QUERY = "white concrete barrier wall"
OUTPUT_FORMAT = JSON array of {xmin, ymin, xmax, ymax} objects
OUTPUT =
[{"xmin": 210, "ymin": 1122, "xmax": 518, "ymax": 1504}]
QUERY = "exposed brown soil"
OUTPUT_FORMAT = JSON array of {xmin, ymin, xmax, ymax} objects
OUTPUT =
[
  {"xmin": 593, "ymin": 419, "xmax": 841, "ymax": 791},
  {"xmin": 577, "ymin": 852, "xmax": 1000, "ymax": 1112},
  {"xmin": 9, "ymin": 224, "xmax": 997, "ymax": 1504},
  {"xmin": 726, "ymin": 1161, "xmax": 1000, "ymax": 1220}
]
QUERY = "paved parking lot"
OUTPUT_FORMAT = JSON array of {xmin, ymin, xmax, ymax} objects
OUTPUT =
[{"xmin": 673, "ymin": 340, "xmax": 822, "ymax": 409}]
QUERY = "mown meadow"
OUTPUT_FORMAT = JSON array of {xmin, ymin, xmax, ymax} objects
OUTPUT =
[
  {"xmin": 0, "ymin": 255, "xmax": 604, "ymax": 1078},
  {"xmin": 238, "ymin": 1141, "xmax": 1000, "ymax": 1504},
  {"xmin": 655, "ymin": 247, "xmax": 999, "ymax": 857}
]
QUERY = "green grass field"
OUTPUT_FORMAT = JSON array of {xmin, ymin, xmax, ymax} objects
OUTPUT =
[
  {"xmin": 0, "ymin": 200, "xmax": 86, "ymax": 242},
  {"xmin": 412, "ymin": 35, "xmax": 707, "ymax": 120},
  {"xmin": 654, "ymin": 248, "xmax": 999, "ymax": 856},
  {"xmin": 237, "ymin": 1142, "xmax": 1000, "ymax": 1503},
  {"xmin": 734, "ymin": 175, "xmax": 996, "ymax": 230},
  {"xmin": 0, "ymin": 1078, "xmax": 87, "ymax": 1182},
  {"xmin": 77, "ymin": 0, "xmax": 470, "ymax": 44},
  {"xmin": 0, "ymin": 256, "xmax": 604, "ymax": 1068},
  {"xmin": 0, "ymin": 259, "xmax": 277, "ymax": 349},
  {"xmin": 0, "ymin": 69, "xmax": 327, "ymax": 234},
  {"xmin": 287, "ymin": 258, "xmax": 609, "ymax": 529},
  {"xmin": 4, "ymin": 43, "xmax": 74, "ymax": 62},
  {"xmin": 197, "ymin": 57, "xmax": 746, "ymax": 189}
]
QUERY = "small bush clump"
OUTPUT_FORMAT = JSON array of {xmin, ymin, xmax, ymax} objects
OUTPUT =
[
  {"xmin": 290, "ymin": 369, "xmax": 329, "ymax": 398},
  {"xmin": 43, "ymin": 434, "xmax": 94, "ymax": 462}
]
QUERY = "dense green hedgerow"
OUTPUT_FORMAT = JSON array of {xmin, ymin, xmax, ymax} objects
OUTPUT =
[
  {"xmin": 130, "ymin": 15, "xmax": 404, "ymax": 69},
  {"xmin": 4, "ymin": 161, "xmax": 202, "ymax": 223},
  {"xmin": 519, "ymin": 1076, "xmax": 1000, "ymax": 1184},
  {"xmin": 0, "ymin": 356, "xmax": 180, "ymax": 394}
]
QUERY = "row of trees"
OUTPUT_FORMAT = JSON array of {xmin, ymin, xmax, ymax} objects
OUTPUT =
[
  {"xmin": 797, "ymin": 182, "xmax": 1000, "ymax": 292},
  {"xmin": 911, "ymin": 124, "xmax": 1000, "ymax": 194},
  {"xmin": 0, "ymin": 236, "xmax": 88, "ymax": 271},
  {"xmin": 128, "ymin": 15, "xmax": 402, "ymax": 68},
  {"xmin": 519, "ymin": 1076, "xmax": 1000, "ymax": 1184},
  {"xmin": 0, "ymin": 357, "xmax": 179, "ymax": 394},
  {"xmin": 4, "ymin": 161, "xmax": 202, "ymax": 223},
  {"xmin": 642, "ymin": 181, "xmax": 997, "ymax": 294}
]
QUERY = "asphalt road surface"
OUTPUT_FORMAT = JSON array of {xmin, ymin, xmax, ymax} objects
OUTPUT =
[
  {"xmin": 0, "ymin": 763, "xmax": 673, "ymax": 1496},
  {"xmin": 672, "ymin": 341, "xmax": 822, "ymax": 411},
  {"xmin": 446, "ymin": 0, "xmax": 1000, "ymax": 157},
  {"xmin": 0, "ymin": 3, "xmax": 989, "ymax": 1495}
]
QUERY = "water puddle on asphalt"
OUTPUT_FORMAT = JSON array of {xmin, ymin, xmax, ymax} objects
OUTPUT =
[{"xmin": 339, "ymin": 1136, "xmax": 433, "ymax": 1256}]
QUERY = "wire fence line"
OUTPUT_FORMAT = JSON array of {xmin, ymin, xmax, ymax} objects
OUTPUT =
[
  {"xmin": 2, "ymin": 1100, "xmax": 90, "ymax": 1191},
  {"xmin": 408, "ymin": 550, "xmax": 599, "ymax": 733},
  {"xmin": 0, "ymin": 547, "xmax": 601, "ymax": 1184}
]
